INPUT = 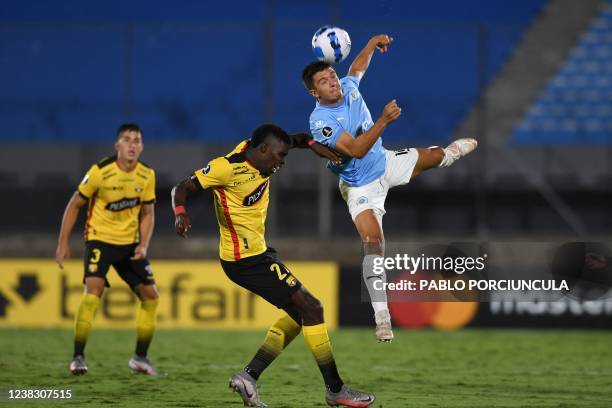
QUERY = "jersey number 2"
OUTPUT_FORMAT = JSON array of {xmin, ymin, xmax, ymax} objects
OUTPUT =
[{"xmin": 270, "ymin": 263, "xmax": 287, "ymax": 280}]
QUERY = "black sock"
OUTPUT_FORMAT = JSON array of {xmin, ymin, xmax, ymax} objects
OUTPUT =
[
  {"xmin": 321, "ymin": 361, "xmax": 343, "ymax": 393},
  {"xmin": 135, "ymin": 341, "xmax": 149, "ymax": 358},
  {"xmin": 73, "ymin": 342, "xmax": 85, "ymax": 358}
]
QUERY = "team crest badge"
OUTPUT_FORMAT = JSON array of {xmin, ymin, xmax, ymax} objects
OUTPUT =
[
  {"xmin": 88, "ymin": 264, "xmax": 98, "ymax": 273},
  {"xmin": 286, "ymin": 276, "xmax": 297, "ymax": 287},
  {"xmin": 350, "ymin": 91, "xmax": 359, "ymax": 101},
  {"xmin": 145, "ymin": 265, "xmax": 154, "ymax": 277}
]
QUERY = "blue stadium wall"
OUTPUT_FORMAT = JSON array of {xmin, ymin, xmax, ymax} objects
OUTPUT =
[{"xmin": 1, "ymin": 0, "xmax": 544, "ymax": 146}]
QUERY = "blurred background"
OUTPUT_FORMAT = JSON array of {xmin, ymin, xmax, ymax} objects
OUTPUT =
[{"xmin": 1, "ymin": 0, "xmax": 611, "ymax": 330}]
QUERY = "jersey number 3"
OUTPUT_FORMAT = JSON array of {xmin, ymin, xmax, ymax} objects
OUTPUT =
[{"xmin": 89, "ymin": 248, "xmax": 101, "ymax": 264}]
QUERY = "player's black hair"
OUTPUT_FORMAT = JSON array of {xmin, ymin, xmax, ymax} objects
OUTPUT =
[
  {"xmin": 116, "ymin": 123, "xmax": 143, "ymax": 139},
  {"xmin": 302, "ymin": 60, "xmax": 333, "ymax": 90},
  {"xmin": 250, "ymin": 124, "xmax": 291, "ymax": 147}
]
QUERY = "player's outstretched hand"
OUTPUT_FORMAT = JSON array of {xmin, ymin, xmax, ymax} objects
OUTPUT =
[
  {"xmin": 131, "ymin": 244, "xmax": 148, "ymax": 260},
  {"xmin": 310, "ymin": 141, "xmax": 343, "ymax": 164},
  {"xmin": 381, "ymin": 99, "xmax": 402, "ymax": 124},
  {"xmin": 175, "ymin": 213, "xmax": 192, "ymax": 238},
  {"xmin": 290, "ymin": 132, "xmax": 314, "ymax": 148},
  {"xmin": 55, "ymin": 243, "xmax": 70, "ymax": 269},
  {"xmin": 370, "ymin": 34, "xmax": 393, "ymax": 53}
]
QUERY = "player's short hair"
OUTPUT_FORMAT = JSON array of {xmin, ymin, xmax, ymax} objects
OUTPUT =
[
  {"xmin": 250, "ymin": 124, "xmax": 291, "ymax": 147},
  {"xmin": 302, "ymin": 61, "xmax": 332, "ymax": 90},
  {"xmin": 116, "ymin": 123, "xmax": 143, "ymax": 139}
]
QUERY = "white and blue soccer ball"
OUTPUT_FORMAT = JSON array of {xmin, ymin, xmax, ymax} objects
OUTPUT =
[{"xmin": 311, "ymin": 25, "xmax": 351, "ymax": 64}]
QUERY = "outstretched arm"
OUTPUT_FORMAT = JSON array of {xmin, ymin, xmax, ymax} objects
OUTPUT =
[
  {"xmin": 56, "ymin": 191, "xmax": 87, "ymax": 268},
  {"xmin": 171, "ymin": 177, "xmax": 199, "ymax": 237},
  {"xmin": 348, "ymin": 34, "xmax": 393, "ymax": 81},
  {"xmin": 290, "ymin": 132, "xmax": 343, "ymax": 164}
]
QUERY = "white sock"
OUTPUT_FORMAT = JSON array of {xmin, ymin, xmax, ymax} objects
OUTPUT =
[
  {"xmin": 372, "ymin": 302, "xmax": 389, "ymax": 316},
  {"xmin": 438, "ymin": 138, "xmax": 478, "ymax": 168},
  {"xmin": 438, "ymin": 146, "xmax": 460, "ymax": 168},
  {"xmin": 362, "ymin": 254, "xmax": 388, "ymax": 313}
]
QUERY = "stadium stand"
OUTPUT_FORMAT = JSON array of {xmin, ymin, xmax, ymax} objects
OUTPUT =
[
  {"xmin": 513, "ymin": 1, "xmax": 612, "ymax": 144},
  {"xmin": 0, "ymin": 1, "xmax": 544, "ymax": 144},
  {"xmin": 2, "ymin": 0, "xmax": 612, "ymax": 243}
]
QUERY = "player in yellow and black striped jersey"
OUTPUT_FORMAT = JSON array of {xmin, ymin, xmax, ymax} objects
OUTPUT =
[
  {"xmin": 191, "ymin": 139, "xmax": 270, "ymax": 262},
  {"xmin": 55, "ymin": 123, "xmax": 163, "ymax": 377},
  {"xmin": 171, "ymin": 124, "xmax": 376, "ymax": 407},
  {"xmin": 78, "ymin": 155, "xmax": 155, "ymax": 245}
]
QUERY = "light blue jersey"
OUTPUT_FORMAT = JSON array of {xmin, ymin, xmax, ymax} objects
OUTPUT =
[{"xmin": 309, "ymin": 75, "xmax": 386, "ymax": 187}]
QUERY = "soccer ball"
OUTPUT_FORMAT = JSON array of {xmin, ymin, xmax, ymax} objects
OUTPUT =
[{"xmin": 311, "ymin": 25, "xmax": 351, "ymax": 64}]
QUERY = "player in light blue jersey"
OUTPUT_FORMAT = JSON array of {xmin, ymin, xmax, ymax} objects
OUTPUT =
[{"xmin": 303, "ymin": 34, "xmax": 477, "ymax": 342}]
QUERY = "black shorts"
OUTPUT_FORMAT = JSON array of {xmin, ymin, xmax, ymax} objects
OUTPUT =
[
  {"xmin": 220, "ymin": 247, "xmax": 302, "ymax": 309},
  {"xmin": 83, "ymin": 240, "xmax": 155, "ymax": 290}
]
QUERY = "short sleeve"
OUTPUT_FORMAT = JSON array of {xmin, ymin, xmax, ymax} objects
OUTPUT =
[
  {"xmin": 341, "ymin": 75, "xmax": 360, "ymax": 90},
  {"xmin": 193, "ymin": 157, "xmax": 232, "ymax": 190},
  {"xmin": 77, "ymin": 165, "xmax": 102, "ymax": 199},
  {"xmin": 310, "ymin": 112, "xmax": 345, "ymax": 149},
  {"xmin": 143, "ymin": 170, "xmax": 156, "ymax": 204}
]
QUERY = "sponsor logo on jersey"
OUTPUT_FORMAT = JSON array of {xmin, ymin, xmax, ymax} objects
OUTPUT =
[
  {"xmin": 202, "ymin": 163, "xmax": 211, "ymax": 175},
  {"xmin": 322, "ymin": 126, "xmax": 333, "ymax": 138},
  {"xmin": 243, "ymin": 180, "xmax": 269, "ymax": 206},
  {"xmin": 80, "ymin": 174, "xmax": 89, "ymax": 185},
  {"xmin": 105, "ymin": 197, "xmax": 141, "ymax": 211},
  {"xmin": 233, "ymin": 166, "xmax": 250, "ymax": 175},
  {"xmin": 232, "ymin": 173, "xmax": 257, "ymax": 187}
]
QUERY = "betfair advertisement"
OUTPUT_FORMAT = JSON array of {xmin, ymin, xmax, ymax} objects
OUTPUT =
[{"xmin": 0, "ymin": 260, "xmax": 338, "ymax": 329}]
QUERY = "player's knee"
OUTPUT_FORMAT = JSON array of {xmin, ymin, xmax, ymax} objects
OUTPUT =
[
  {"xmin": 85, "ymin": 287, "xmax": 103, "ymax": 297},
  {"xmin": 312, "ymin": 298, "xmax": 324, "ymax": 316},
  {"xmin": 299, "ymin": 293, "xmax": 323, "ymax": 319},
  {"xmin": 364, "ymin": 234, "xmax": 384, "ymax": 246},
  {"xmin": 142, "ymin": 292, "xmax": 159, "ymax": 302},
  {"xmin": 84, "ymin": 278, "xmax": 104, "ymax": 297},
  {"xmin": 307, "ymin": 297, "xmax": 324, "ymax": 319},
  {"xmin": 138, "ymin": 284, "xmax": 159, "ymax": 301}
]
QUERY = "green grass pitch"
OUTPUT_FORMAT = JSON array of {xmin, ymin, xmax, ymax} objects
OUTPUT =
[{"xmin": 0, "ymin": 328, "xmax": 611, "ymax": 407}]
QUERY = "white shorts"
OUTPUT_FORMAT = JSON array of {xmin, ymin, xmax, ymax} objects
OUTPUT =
[{"xmin": 339, "ymin": 148, "xmax": 419, "ymax": 221}]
